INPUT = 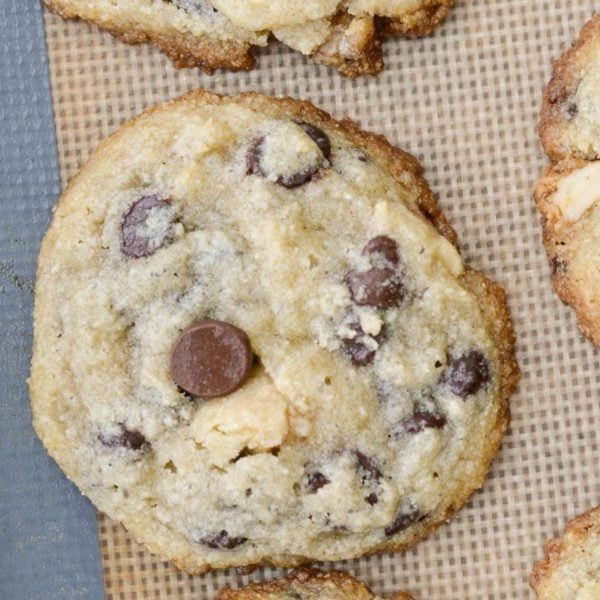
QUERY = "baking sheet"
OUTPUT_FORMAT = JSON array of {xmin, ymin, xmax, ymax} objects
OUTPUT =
[
  {"xmin": 0, "ymin": 2, "xmax": 104, "ymax": 599},
  {"xmin": 39, "ymin": 1, "xmax": 600, "ymax": 597}
]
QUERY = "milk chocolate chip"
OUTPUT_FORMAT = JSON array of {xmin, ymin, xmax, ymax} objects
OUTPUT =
[
  {"xmin": 170, "ymin": 320, "xmax": 253, "ymax": 398},
  {"xmin": 305, "ymin": 471, "xmax": 330, "ymax": 494},
  {"xmin": 443, "ymin": 350, "xmax": 490, "ymax": 399},
  {"xmin": 355, "ymin": 451, "xmax": 382, "ymax": 483},
  {"xmin": 362, "ymin": 235, "xmax": 399, "ymax": 266},
  {"xmin": 346, "ymin": 236, "xmax": 404, "ymax": 309},
  {"xmin": 340, "ymin": 319, "xmax": 385, "ymax": 367},
  {"xmin": 120, "ymin": 195, "xmax": 175, "ymax": 258},
  {"xmin": 246, "ymin": 137, "xmax": 266, "ymax": 178},
  {"xmin": 99, "ymin": 425, "xmax": 149, "ymax": 451},
  {"xmin": 401, "ymin": 411, "xmax": 447, "ymax": 434},
  {"xmin": 246, "ymin": 121, "xmax": 330, "ymax": 189},
  {"xmin": 295, "ymin": 121, "xmax": 332, "ymax": 160},
  {"xmin": 384, "ymin": 506, "xmax": 423, "ymax": 537},
  {"xmin": 199, "ymin": 530, "xmax": 247, "ymax": 550}
]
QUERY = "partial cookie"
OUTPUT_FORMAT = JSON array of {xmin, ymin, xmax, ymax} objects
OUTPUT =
[
  {"xmin": 540, "ymin": 15, "xmax": 600, "ymax": 161},
  {"xmin": 530, "ymin": 506, "xmax": 600, "ymax": 599},
  {"xmin": 43, "ymin": 0, "xmax": 454, "ymax": 76},
  {"xmin": 216, "ymin": 569, "xmax": 414, "ymax": 599},
  {"xmin": 30, "ymin": 90, "xmax": 519, "ymax": 574},
  {"xmin": 534, "ymin": 158, "xmax": 600, "ymax": 346}
]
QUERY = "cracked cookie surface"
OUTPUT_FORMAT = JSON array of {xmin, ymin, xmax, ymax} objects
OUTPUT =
[
  {"xmin": 30, "ymin": 90, "xmax": 518, "ymax": 573},
  {"xmin": 536, "ymin": 15, "xmax": 600, "ymax": 347},
  {"xmin": 43, "ymin": 0, "xmax": 453, "ymax": 76},
  {"xmin": 530, "ymin": 506, "xmax": 600, "ymax": 599}
]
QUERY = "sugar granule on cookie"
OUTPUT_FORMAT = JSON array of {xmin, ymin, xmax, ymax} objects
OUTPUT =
[
  {"xmin": 216, "ymin": 569, "xmax": 415, "ymax": 599},
  {"xmin": 30, "ymin": 90, "xmax": 519, "ymax": 573},
  {"xmin": 530, "ymin": 506, "xmax": 600, "ymax": 599},
  {"xmin": 43, "ymin": 0, "xmax": 454, "ymax": 76}
]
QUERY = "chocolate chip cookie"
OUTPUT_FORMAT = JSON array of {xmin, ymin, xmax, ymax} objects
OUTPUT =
[
  {"xmin": 530, "ymin": 506, "xmax": 600, "ymax": 599},
  {"xmin": 43, "ymin": 0, "xmax": 453, "ymax": 76},
  {"xmin": 216, "ymin": 569, "xmax": 414, "ymax": 599},
  {"xmin": 536, "ymin": 15, "xmax": 600, "ymax": 347},
  {"xmin": 30, "ymin": 90, "xmax": 519, "ymax": 573},
  {"xmin": 540, "ymin": 15, "xmax": 600, "ymax": 162}
]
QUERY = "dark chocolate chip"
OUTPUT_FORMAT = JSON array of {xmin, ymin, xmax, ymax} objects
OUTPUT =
[
  {"xmin": 443, "ymin": 350, "xmax": 490, "ymax": 399},
  {"xmin": 384, "ymin": 506, "xmax": 423, "ymax": 537},
  {"xmin": 120, "ymin": 195, "xmax": 175, "ymax": 259},
  {"xmin": 401, "ymin": 411, "xmax": 447, "ymax": 434},
  {"xmin": 295, "ymin": 121, "xmax": 332, "ymax": 161},
  {"xmin": 362, "ymin": 235, "xmax": 399, "ymax": 266},
  {"xmin": 99, "ymin": 425, "xmax": 149, "ymax": 451},
  {"xmin": 305, "ymin": 471, "xmax": 330, "ymax": 494},
  {"xmin": 340, "ymin": 319, "xmax": 385, "ymax": 367},
  {"xmin": 365, "ymin": 492, "xmax": 379, "ymax": 505},
  {"xmin": 246, "ymin": 122, "xmax": 331, "ymax": 189},
  {"xmin": 566, "ymin": 102, "xmax": 578, "ymax": 119},
  {"xmin": 279, "ymin": 168, "xmax": 317, "ymax": 189},
  {"xmin": 170, "ymin": 320, "xmax": 253, "ymax": 398},
  {"xmin": 355, "ymin": 451, "xmax": 382, "ymax": 483},
  {"xmin": 246, "ymin": 136, "xmax": 317, "ymax": 189},
  {"xmin": 199, "ymin": 530, "xmax": 247, "ymax": 550},
  {"xmin": 246, "ymin": 136, "xmax": 265, "ymax": 177},
  {"xmin": 346, "ymin": 267, "xmax": 405, "ymax": 309}
]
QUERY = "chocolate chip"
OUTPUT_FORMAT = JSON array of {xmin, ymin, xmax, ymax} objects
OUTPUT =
[
  {"xmin": 120, "ymin": 195, "xmax": 175, "ymax": 258},
  {"xmin": 246, "ymin": 136, "xmax": 266, "ymax": 177},
  {"xmin": 294, "ymin": 121, "xmax": 332, "ymax": 160},
  {"xmin": 170, "ymin": 320, "xmax": 253, "ymax": 398},
  {"xmin": 346, "ymin": 236, "xmax": 404, "ymax": 308},
  {"xmin": 365, "ymin": 492, "xmax": 379, "ymax": 505},
  {"xmin": 99, "ymin": 425, "xmax": 149, "ymax": 451},
  {"xmin": 305, "ymin": 471, "xmax": 330, "ymax": 494},
  {"xmin": 384, "ymin": 506, "xmax": 422, "ymax": 537},
  {"xmin": 279, "ymin": 168, "xmax": 317, "ymax": 189},
  {"xmin": 346, "ymin": 267, "xmax": 404, "ymax": 309},
  {"xmin": 246, "ymin": 135, "xmax": 317, "ymax": 189},
  {"xmin": 199, "ymin": 530, "xmax": 247, "ymax": 549},
  {"xmin": 355, "ymin": 451, "xmax": 382, "ymax": 483},
  {"xmin": 246, "ymin": 122, "xmax": 330, "ymax": 189},
  {"xmin": 362, "ymin": 236, "xmax": 399, "ymax": 266},
  {"xmin": 443, "ymin": 350, "xmax": 490, "ymax": 399},
  {"xmin": 401, "ymin": 411, "xmax": 447, "ymax": 434},
  {"xmin": 566, "ymin": 102, "xmax": 578, "ymax": 119},
  {"xmin": 552, "ymin": 256, "xmax": 567, "ymax": 274},
  {"xmin": 340, "ymin": 319, "xmax": 385, "ymax": 367}
]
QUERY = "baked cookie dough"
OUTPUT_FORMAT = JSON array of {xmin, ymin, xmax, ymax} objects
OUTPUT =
[
  {"xmin": 534, "ymin": 158, "xmax": 600, "ymax": 346},
  {"xmin": 536, "ymin": 15, "xmax": 600, "ymax": 347},
  {"xmin": 216, "ymin": 569, "xmax": 414, "ymax": 599},
  {"xmin": 43, "ymin": 0, "xmax": 454, "ymax": 76},
  {"xmin": 530, "ymin": 506, "xmax": 600, "ymax": 599},
  {"xmin": 30, "ymin": 90, "xmax": 519, "ymax": 573},
  {"xmin": 540, "ymin": 15, "xmax": 600, "ymax": 162}
]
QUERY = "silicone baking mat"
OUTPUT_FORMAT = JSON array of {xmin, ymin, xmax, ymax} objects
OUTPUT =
[{"xmin": 41, "ymin": 1, "xmax": 600, "ymax": 597}]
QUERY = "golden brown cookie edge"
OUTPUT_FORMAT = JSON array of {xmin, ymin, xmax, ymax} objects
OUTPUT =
[
  {"xmin": 533, "ymin": 157, "xmax": 600, "ymax": 347},
  {"xmin": 529, "ymin": 505, "xmax": 600, "ymax": 598}
]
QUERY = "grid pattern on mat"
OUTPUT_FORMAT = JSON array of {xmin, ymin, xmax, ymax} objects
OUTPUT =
[{"xmin": 42, "ymin": 1, "xmax": 599, "ymax": 598}]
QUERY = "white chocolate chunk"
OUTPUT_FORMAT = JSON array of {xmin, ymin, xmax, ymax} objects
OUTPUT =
[
  {"xmin": 192, "ymin": 371, "xmax": 289, "ymax": 466},
  {"xmin": 553, "ymin": 162, "xmax": 600, "ymax": 222}
]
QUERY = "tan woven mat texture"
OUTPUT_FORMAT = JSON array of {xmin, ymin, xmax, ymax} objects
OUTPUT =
[{"xmin": 42, "ymin": 1, "xmax": 599, "ymax": 598}]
